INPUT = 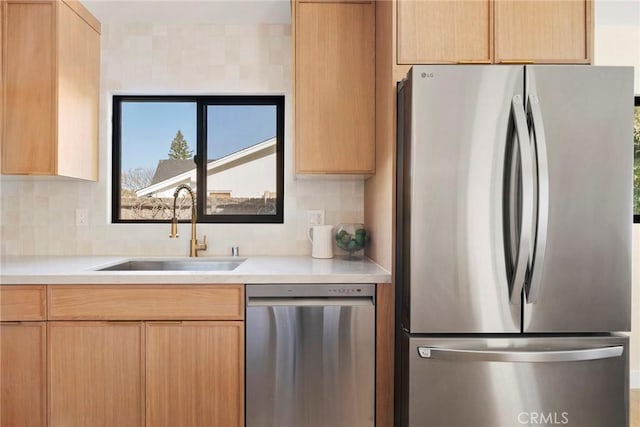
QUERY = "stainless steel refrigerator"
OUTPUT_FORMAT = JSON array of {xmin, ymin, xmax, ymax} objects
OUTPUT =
[{"xmin": 395, "ymin": 65, "xmax": 634, "ymax": 427}]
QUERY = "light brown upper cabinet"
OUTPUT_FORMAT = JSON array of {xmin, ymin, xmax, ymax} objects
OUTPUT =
[
  {"xmin": 494, "ymin": 0, "xmax": 592, "ymax": 64},
  {"xmin": 397, "ymin": 0, "xmax": 493, "ymax": 64},
  {"xmin": 2, "ymin": 0, "xmax": 101, "ymax": 180},
  {"xmin": 396, "ymin": 0, "xmax": 592, "ymax": 64},
  {"xmin": 294, "ymin": 1, "xmax": 375, "ymax": 175}
]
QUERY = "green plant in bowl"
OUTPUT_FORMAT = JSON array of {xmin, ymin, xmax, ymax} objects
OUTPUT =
[{"xmin": 335, "ymin": 224, "xmax": 369, "ymax": 258}]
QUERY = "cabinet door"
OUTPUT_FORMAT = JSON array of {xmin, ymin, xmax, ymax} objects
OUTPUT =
[
  {"xmin": 57, "ymin": 0, "xmax": 100, "ymax": 180},
  {"xmin": 494, "ymin": 0, "xmax": 592, "ymax": 63},
  {"xmin": 2, "ymin": 0, "xmax": 56, "ymax": 175},
  {"xmin": 48, "ymin": 322, "xmax": 144, "ymax": 427},
  {"xmin": 146, "ymin": 321, "xmax": 244, "ymax": 427},
  {"xmin": 1, "ymin": 0, "xmax": 100, "ymax": 179},
  {"xmin": 0, "ymin": 323, "xmax": 46, "ymax": 427},
  {"xmin": 397, "ymin": 0, "xmax": 492, "ymax": 64},
  {"xmin": 295, "ymin": 1, "xmax": 375, "ymax": 174}
]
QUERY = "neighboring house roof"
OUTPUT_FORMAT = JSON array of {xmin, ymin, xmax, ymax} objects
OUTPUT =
[
  {"xmin": 150, "ymin": 159, "xmax": 195, "ymax": 185},
  {"xmin": 136, "ymin": 137, "xmax": 276, "ymax": 197}
]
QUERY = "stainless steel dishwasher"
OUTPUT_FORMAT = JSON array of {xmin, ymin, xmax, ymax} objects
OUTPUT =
[{"xmin": 246, "ymin": 284, "xmax": 375, "ymax": 427}]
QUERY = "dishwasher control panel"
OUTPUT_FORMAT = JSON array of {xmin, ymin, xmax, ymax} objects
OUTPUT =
[{"xmin": 245, "ymin": 283, "xmax": 375, "ymax": 299}]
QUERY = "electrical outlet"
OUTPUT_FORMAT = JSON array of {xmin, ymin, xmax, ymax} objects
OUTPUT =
[
  {"xmin": 75, "ymin": 208, "xmax": 88, "ymax": 226},
  {"xmin": 307, "ymin": 210, "xmax": 325, "ymax": 227}
]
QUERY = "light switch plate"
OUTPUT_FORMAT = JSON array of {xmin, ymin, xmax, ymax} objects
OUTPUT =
[
  {"xmin": 75, "ymin": 208, "xmax": 89, "ymax": 226},
  {"xmin": 307, "ymin": 210, "xmax": 325, "ymax": 227}
]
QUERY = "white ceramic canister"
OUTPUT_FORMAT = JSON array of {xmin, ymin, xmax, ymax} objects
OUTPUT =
[{"xmin": 307, "ymin": 225, "xmax": 334, "ymax": 259}]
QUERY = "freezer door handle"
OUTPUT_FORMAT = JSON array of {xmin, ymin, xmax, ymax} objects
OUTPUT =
[
  {"xmin": 525, "ymin": 95, "xmax": 549, "ymax": 304},
  {"xmin": 417, "ymin": 345, "xmax": 624, "ymax": 363},
  {"xmin": 509, "ymin": 95, "xmax": 534, "ymax": 304}
]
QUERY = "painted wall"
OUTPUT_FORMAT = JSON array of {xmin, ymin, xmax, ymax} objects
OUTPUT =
[
  {"xmin": 593, "ymin": 0, "xmax": 640, "ymax": 385},
  {"xmin": 0, "ymin": 22, "xmax": 363, "ymax": 256}
]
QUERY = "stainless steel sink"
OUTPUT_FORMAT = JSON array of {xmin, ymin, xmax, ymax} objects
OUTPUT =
[{"xmin": 97, "ymin": 258, "xmax": 246, "ymax": 272}]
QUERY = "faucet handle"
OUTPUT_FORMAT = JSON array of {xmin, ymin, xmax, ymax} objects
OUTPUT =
[
  {"xmin": 169, "ymin": 217, "xmax": 179, "ymax": 238},
  {"xmin": 198, "ymin": 235, "xmax": 208, "ymax": 251}
]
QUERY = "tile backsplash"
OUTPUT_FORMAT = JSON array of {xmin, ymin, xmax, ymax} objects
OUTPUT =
[{"xmin": 0, "ymin": 22, "xmax": 364, "ymax": 256}]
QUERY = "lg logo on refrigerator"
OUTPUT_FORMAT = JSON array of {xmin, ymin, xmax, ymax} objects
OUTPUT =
[
  {"xmin": 420, "ymin": 72, "xmax": 434, "ymax": 78},
  {"xmin": 518, "ymin": 412, "xmax": 569, "ymax": 425}
]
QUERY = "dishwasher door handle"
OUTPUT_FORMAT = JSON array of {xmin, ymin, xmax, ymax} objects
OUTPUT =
[{"xmin": 247, "ymin": 297, "xmax": 374, "ymax": 307}]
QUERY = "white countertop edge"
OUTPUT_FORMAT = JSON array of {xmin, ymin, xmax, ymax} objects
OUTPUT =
[{"xmin": 0, "ymin": 255, "xmax": 392, "ymax": 285}]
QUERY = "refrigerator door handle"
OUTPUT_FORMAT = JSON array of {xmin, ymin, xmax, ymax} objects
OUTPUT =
[
  {"xmin": 525, "ymin": 95, "xmax": 549, "ymax": 304},
  {"xmin": 509, "ymin": 95, "xmax": 534, "ymax": 304},
  {"xmin": 417, "ymin": 345, "xmax": 624, "ymax": 363}
]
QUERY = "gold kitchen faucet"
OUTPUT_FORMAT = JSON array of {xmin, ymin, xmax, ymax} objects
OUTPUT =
[{"xmin": 169, "ymin": 184, "xmax": 207, "ymax": 257}]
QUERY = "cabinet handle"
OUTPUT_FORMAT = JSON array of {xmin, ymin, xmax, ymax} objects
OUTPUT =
[
  {"xmin": 91, "ymin": 321, "xmax": 145, "ymax": 326},
  {"xmin": 145, "ymin": 321, "xmax": 184, "ymax": 325},
  {"xmin": 499, "ymin": 60, "xmax": 535, "ymax": 64},
  {"xmin": 457, "ymin": 60, "xmax": 492, "ymax": 64}
]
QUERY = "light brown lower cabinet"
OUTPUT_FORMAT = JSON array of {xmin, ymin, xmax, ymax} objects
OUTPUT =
[
  {"xmin": 0, "ymin": 322, "xmax": 46, "ymax": 427},
  {"xmin": 44, "ymin": 285, "xmax": 245, "ymax": 427},
  {"xmin": 46, "ymin": 321, "xmax": 244, "ymax": 427},
  {"xmin": 146, "ymin": 321, "xmax": 244, "ymax": 427},
  {"xmin": 48, "ymin": 322, "xmax": 145, "ymax": 427}
]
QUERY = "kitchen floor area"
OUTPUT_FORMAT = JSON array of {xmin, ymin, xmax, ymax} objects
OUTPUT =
[{"xmin": 633, "ymin": 389, "xmax": 639, "ymax": 427}]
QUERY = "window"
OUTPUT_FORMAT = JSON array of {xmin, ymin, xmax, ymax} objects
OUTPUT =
[
  {"xmin": 635, "ymin": 96, "xmax": 640, "ymax": 223},
  {"xmin": 112, "ymin": 95, "xmax": 284, "ymax": 223}
]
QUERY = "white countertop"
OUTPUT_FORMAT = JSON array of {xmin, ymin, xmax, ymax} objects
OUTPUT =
[{"xmin": 0, "ymin": 255, "xmax": 391, "ymax": 285}]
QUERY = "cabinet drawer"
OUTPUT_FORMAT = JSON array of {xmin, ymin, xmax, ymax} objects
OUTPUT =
[
  {"xmin": 48, "ymin": 285, "xmax": 244, "ymax": 320},
  {"xmin": 0, "ymin": 285, "xmax": 46, "ymax": 321}
]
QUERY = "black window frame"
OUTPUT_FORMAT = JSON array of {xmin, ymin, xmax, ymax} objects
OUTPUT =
[
  {"xmin": 634, "ymin": 95, "xmax": 639, "ymax": 224},
  {"xmin": 112, "ymin": 95, "xmax": 285, "ymax": 224}
]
